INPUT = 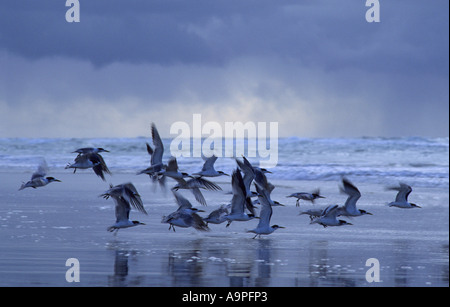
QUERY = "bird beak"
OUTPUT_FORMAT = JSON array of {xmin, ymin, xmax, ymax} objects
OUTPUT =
[
  {"xmin": 279, "ymin": 226, "xmax": 286, "ymax": 229},
  {"xmin": 197, "ymin": 209, "xmax": 206, "ymax": 213},
  {"xmin": 367, "ymin": 212, "xmax": 373, "ymax": 215},
  {"xmin": 55, "ymin": 179, "xmax": 62, "ymax": 182}
]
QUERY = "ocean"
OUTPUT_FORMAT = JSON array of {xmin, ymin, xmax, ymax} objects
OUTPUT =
[
  {"xmin": 1, "ymin": 136, "xmax": 448, "ymax": 189},
  {"xmin": 0, "ymin": 136, "xmax": 448, "ymax": 288}
]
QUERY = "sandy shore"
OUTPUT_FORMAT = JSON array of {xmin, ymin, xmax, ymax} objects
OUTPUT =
[{"xmin": 0, "ymin": 170, "xmax": 448, "ymax": 287}]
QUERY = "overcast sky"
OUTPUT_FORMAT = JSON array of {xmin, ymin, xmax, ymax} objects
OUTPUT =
[{"xmin": 0, "ymin": 0, "xmax": 448, "ymax": 138}]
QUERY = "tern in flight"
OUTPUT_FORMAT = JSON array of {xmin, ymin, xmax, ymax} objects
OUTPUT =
[
  {"xmin": 72, "ymin": 147, "xmax": 109, "ymax": 157},
  {"xmin": 19, "ymin": 159, "xmax": 61, "ymax": 190},
  {"xmin": 225, "ymin": 169, "xmax": 258, "ymax": 227},
  {"xmin": 161, "ymin": 191, "xmax": 210, "ymax": 232},
  {"xmin": 171, "ymin": 175, "xmax": 222, "ymax": 206},
  {"xmin": 337, "ymin": 177, "xmax": 372, "ymax": 217},
  {"xmin": 310, "ymin": 204, "xmax": 353, "ymax": 228},
  {"xmin": 247, "ymin": 184, "xmax": 285, "ymax": 239},
  {"xmin": 203, "ymin": 204, "xmax": 231, "ymax": 226},
  {"xmin": 287, "ymin": 189, "xmax": 325, "ymax": 207},
  {"xmin": 65, "ymin": 150, "xmax": 111, "ymax": 181},
  {"xmin": 193, "ymin": 155, "xmax": 229, "ymax": 178},
  {"xmin": 387, "ymin": 183, "xmax": 421, "ymax": 208},
  {"xmin": 101, "ymin": 183, "xmax": 148, "ymax": 235},
  {"xmin": 137, "ymin": 123, "xmax": 167, "ymax": 190}
]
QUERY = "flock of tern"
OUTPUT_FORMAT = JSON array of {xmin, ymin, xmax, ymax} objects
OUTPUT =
[{"xmin": 18, "ymin": 123, "xmax": 421, "ymax": 238}]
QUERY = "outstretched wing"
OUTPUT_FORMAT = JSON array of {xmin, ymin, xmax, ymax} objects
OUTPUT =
[
  {"xmin": 191, "ymin": 212, "xmax": 210, "ymax": 231},
  {"xmin": 114, "ymin": 197, "xmax": 131, "ymax": 223},
  {"xmin": 341, "ymin": 177, "xmax": 361, "ymax": 211},
  {"xmin": 173, "ymin": 190, "xmax": 193, "ymax": 210},
  {"xmin": 321, "ymin": 204, "xmax": 339, "ymax": 219},
  {"xmin": 151, "ymin": 123, "xmax": 164, "ymax": 166},
  {"xmin": 395, "ymin": 183, "xmax": 412, "ymax": 203},
  {"xmin": 31, "ymin": 159, "xmax": 48, "ymax": 180},
  {"xmin": 201, "ymin": 155, "xmax": 218, "ymax": 172},
  {"xmin": 122, "ymin": 183, "xmax": 147, "ymax": 215},
  {"xmin": 230, "ymin": 169, "xmax": 246, "ymax": 215},
  {"xmin": 255, "ymin": 184, "xmax": 273, "ymax": 229},
  {"xmin": 185, "ymin": 177, "xmax": 222, "ymax": 191}
]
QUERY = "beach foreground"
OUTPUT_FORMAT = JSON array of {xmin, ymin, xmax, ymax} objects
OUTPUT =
[{"xmin": 0, "ymin": 171, "xmax": 448, "ymax": 287}]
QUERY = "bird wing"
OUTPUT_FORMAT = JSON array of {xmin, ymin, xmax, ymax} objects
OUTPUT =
[
  {"xmin": 207, "ymin": 205, "xmax": 229, "ymax": 219},
  {"xmin": 341, "ymin": 177, "xmax": 361, "ymax": 212},
  {"xmin": 184, "ymin": 177, "xmax": 222, "ymax": 191},
  {"xmin": 151, "ymin": 123, "xmax": 164, "ymax": 166},
  {"xmin": 395, "ymin": 183, "xmax": 412, "ymax": 203},
  {"xmin": 166, "ymin": 157, "xmax": 179, "ymax": 172},
  {"xmin": 122, "ymin": 183, "xmax": 147, "ymax": 215},
  {"xmin": 173, "ymin": 190, "xmax": 193, "ymax": 210},
  {"xmin": 201, "ymin": 155, "xmax": 218, "ymax": 172},
  {"xmin": 255, "ymin": 184, "xmax": 273, "ymax": 229},
  {"xmin": 31, "ymin": 159, "xmax": 48, "ymax": 180},
  {"xmin": 230, "ymin": 169, "xmax": 246, "ymax": 215},
  {"xmin": 321, "ymin": 204, "xmax": 339, "ymax": 219},
  {"xmin": 146, "ymin": 142, "xmax": 154, "ymax": 156},
  {"xmin": 114, "ymin": 197, "xmax": 131, "ymax": 223},
  {"xmin": 191, "ymin": 188, "xmax": 207, "ymax": 206},
  {"xmin": 191, "ymin": 212, "xmax": 210, "ymax": 231},
  {"xmin": 254, "ymin": 168, "xmax": 269, "ymax": 191},
  {"xmin": 235, "ymin": 158, "xmax": 256, "ymax": 201},
  {"xmin": 236, "ymin": 158, "xmax": 255, "ymax": 184},
  {"xmin": 88, "ymin": 153, "xmax": 110, "ymax": 180}
]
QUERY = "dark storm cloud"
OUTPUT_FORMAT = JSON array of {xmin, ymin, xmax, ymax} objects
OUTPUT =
[
  {"xmin": 2, "ymin": 0, "xmax": 446, "ymax": 72},
  {"xmin": 0, "ymin": 0, "xmax": 448, "ymax": 138}
]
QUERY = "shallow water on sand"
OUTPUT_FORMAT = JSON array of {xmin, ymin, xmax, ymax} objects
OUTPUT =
[{"xmin": 0, "ymin": 172, "xmax": 448, "ymax": 287}]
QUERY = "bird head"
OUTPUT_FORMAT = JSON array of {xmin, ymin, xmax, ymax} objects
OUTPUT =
[
  {"xmin": 132, "ymin": 221, "xmax": 146, "ymax": 226},
  {"xmin": 46, "ymin": 177, "xmax": 62, "ymax": 182},
  {"xmin": 273, "ymin": 201, "xmax": 285, "ymax": 206},
  {"xmin": 360, "ymin": 209, "xmax": 373, "ymax": 215},
  {"xmin": 339, "ymin": 220, "xmax": 353, "ymax": 226},
  {"xmin": 191, "ymin": 208, "xmax": 206, "ymax": 213},
  {"xmin": 181, "ymin": 172, "xmax": 193, "ymax": 178},
  {"xmin": 271, "ymin": 225, "xmax": 285, "ymax": 229}
]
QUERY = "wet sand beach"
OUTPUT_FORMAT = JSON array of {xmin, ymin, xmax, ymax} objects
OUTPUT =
[{"xmin": 0, "ymin": 171, "xmax": 448, "ymax": 287}]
